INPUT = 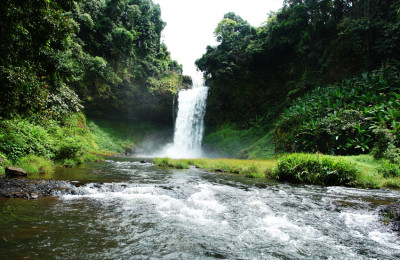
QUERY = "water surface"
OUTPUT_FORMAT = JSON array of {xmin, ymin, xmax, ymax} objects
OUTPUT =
[{"xmin": 1, "ymin": 157, "xmax": 400, "ymax": 259}]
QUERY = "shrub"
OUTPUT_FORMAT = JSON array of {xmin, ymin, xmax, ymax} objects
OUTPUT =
[
  {"xmin": 63, "ymin": 159, "xmax": 77, "ymax": 168},
  {"xmin": 55, "ymin": 137, "xmax": 84, "ymax": 160},
  {"xmin": 273, "ymin": 153, "xmax": 359, "ymax": 186},
  {"xmin": 0, "ymin": 119, "xmax": 54, "ymax": 162},
  {"xmin": 372, "ymin": 128, "xmax": 395, "ymax": 159}
]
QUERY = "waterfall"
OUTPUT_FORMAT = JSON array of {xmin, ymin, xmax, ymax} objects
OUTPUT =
[{"xmin": 164, "ymin": 77, "xmax": 208, "ymax": 158}]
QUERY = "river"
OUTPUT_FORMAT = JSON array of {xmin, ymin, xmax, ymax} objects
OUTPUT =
[{"xmin": 1, "ymin": 156, "xmax": 400, "ymax": 259}]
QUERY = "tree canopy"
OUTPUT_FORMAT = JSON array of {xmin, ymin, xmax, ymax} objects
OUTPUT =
[
  {"xmin": 196, "ymin": 0, "xmax": 400, "ymax": 127},
  {"xmin": 0, "ymin": 0, "xmax": 188, "ymax": 124}
]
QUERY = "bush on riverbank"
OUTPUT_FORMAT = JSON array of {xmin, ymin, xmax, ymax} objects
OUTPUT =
[
  {"xmin": 273, "ymin": 153, "xmax": 400, "ymax": 188},
  {"xmin": 272, "ymin": 153, "xmax": 360, "ymax": 186}
]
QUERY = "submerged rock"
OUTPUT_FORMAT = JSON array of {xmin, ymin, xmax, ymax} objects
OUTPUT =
[
  {"xmin": 5, "ymin": 167, "xmax": 27, "ymax": 177},
  {"xmin": 0, "ymin": 178, "xmax": 71, "ymax": 199},
  {"xmin": 380, "ymin": 202, "xmax": 400, "ymax": 232}
]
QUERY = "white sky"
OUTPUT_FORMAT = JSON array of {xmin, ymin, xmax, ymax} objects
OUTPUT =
[{"xmin": 153, "ymin": 0, "xmax": 283, "ymax": 76}]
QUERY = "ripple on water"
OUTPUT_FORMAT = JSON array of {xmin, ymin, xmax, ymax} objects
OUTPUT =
[{"xmin": 2, "ymin": 157, "xmax": 400, "ymax": 259}]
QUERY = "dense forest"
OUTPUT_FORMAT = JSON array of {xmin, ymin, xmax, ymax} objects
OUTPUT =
[
  {"xmin": 0, "ymin": 0, "xmax": 189, "ymax": 124},
  {"xmin": 197, "ymin": 0, "xmax": 400, "ymax": 163},
  {"xmin": 0, "ymin": 0, "xmax": 188, "ymax": 170}
]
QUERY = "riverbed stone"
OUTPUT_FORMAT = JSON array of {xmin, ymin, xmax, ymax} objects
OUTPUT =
[
  {"xmin": 5, "ymin": 167, "xmax": 27, "ymax": 177},
  {"xmin": 380, "ymin": 202, "xmax": 400, "ymax": 231},
  {"xmin": 0, "ymin": 178, "xmax": 72, "ymax": 199}
]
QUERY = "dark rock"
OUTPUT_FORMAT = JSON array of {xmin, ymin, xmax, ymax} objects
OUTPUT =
[
  {"xmin": 214, "ymin": 169, "xmax": 227, "ymax": 173},
  {"xmin": 380, "ymin": 202, "xmax": 400, "ymax": 232},
  {"xmin": 124, "ymin": 145, "xmax": 138, "ymax": 155},
  {"xmin": 140, "ymin": 160, "xmax": 147, "ymax": 164},
  {"xmin": 71, "ymin": 181, "xmax": 80, "ymax": 187},
  {"xmin": 0, "ymin": 178, "xmax": 72, "ymax": 199},
  {"xmin": 5, "ymin": 167, "xmax": 27, "ymax": 177}
]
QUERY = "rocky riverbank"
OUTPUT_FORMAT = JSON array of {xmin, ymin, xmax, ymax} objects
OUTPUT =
[{"xmin": 0, "ymin": 178, "xmax": 72, "ymax": 199}]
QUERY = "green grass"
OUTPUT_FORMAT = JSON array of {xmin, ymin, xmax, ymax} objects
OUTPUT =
[
  {"xmin": 15, "ymin": 155, "xmax": 55, "ymax": 174},
  {"xmin": 153, "ymin": 157, "xmax": 277, "ymax": 178}
]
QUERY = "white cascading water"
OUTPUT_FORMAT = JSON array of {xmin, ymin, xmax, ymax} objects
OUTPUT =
[{"xmin": 164, "ymin": 77, "xmax": 208, "ymax": 158}]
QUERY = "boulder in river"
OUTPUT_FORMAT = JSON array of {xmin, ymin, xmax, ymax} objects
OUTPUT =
[{"xmin": 5, "ymin": 167, "xmax": 27, "ymax": 177}]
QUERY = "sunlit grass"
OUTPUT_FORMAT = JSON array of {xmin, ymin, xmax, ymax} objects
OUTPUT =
[
  {"xmin": 345, "ymin": 155, "xmax": 400, "ymax": 189},
  {"xmin": 15, "ymin": 155, "xmax": 55, "ymax": 174},
  {"xmin": 153, "ymin": 157, "xmax": 277, "ymax": 178}
]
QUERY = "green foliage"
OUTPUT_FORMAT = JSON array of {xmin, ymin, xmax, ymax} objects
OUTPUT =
[
  {"xmin": 0, "ymin": 0, "xmax": 81, "ymax": 120},
  {"xmin": 0, "ymin": 152, "xmax": 10, "ymax": 175},
  {"xmin": 372, "ymin": 128, "xmax": 400, "ymax": 163},
  {"xmin": 197, "ymin": 1, "xmax": 400, "ymax": 128},
  {"xmin": 15, "ymin": 155, "xmax": 55, "ymax": 174},
  {"xmin": 63, "ymin": 159, "xmax": 77, "ymax": 168},
  {"xmin": 202, "ymin": 124, "xmax": 262, "ymax": 157},
  {"xmin": 0, "ymin": 114, "xmax": 128, "ymax": 169},
  {"xmin": 55, "ymin": 137, "xmax": 84, "ymax": 161},
  {"xmin": 273, "ymin": 153, "xmax": 360, "ymax": 186},
  {"xmin": 0, "ymin": 0, "xmax": 186, "ymax": 127},
  {"xmin": 378, "ymin": 162, "xmax": 400, "ymax": 178},
  {"xmin": 70, "ymin": 0, "xmax": 187, "ymax": 124},
  {"xmin": 153, "ymin": 158, "xmax": 171, "ymax": 167},
  {"xmin": 174, "ymin": 161, "xmax": 190, "ymax": 169},
  {"xmin": 88, "ymin": 122, "xmax": 124, "ymax": 153},
  {"xmin": 0, "ymin": 119, "xmax": 54, "ymax": 162},
  {"xmin": 274, "ymin": 66, "xmax": 400, "ymax": 155},
  {"xmin": 237, "ymin": 130, "xmax": 275, "ymax": 159}
]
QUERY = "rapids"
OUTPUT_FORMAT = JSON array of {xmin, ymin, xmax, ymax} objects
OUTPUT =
[{"xmin": 1, "ymin": 157, "xmax": 400, "ymax": 259}]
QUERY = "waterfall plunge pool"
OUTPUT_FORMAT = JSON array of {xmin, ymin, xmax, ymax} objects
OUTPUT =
[{"xmin": 1, "ymin": 156, "xmax": 400, "ymax": 259}]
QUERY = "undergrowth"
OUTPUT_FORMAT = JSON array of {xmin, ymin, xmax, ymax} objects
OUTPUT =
[
  {"xmin": 275, "ymin": 65, "xmax": 400, "ymax": 156},
  {"xmin": 202, "ymin": 124, "xmax": 265, "ymax": 157},
  {"xmin": 0, "ymin": 113, "xmax": 131, "ymax": 172}
]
